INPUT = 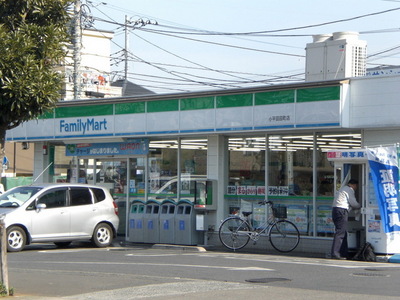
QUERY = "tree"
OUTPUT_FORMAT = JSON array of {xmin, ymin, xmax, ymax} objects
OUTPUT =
[{"xmin": 0, "ymin": 0, "xmax": 73, "ymax": 172}]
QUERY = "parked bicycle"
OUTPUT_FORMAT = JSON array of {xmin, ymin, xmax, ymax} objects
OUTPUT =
[{"xmin": 218, "ymin": 200, "xmax": 300, "ymax": 252}]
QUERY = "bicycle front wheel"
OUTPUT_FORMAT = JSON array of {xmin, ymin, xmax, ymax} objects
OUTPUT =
[
  {"xmin": 269, "ymin": 220, "xmax": 300, "ymax": 253},
  {"xmin": 219, "ymin": 217, "xmax": 251, "ymax": 250}
]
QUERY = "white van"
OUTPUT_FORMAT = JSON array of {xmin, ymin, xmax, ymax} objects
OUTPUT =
[{"xmin": 154, "ymin": 175, "xmax": 207, "ymax": 203}]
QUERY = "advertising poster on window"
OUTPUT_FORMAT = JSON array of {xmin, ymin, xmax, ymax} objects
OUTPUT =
[
  {"xmin": 366, "ymin": 146, "xmax": 400, "ymax": 234},
  {"xmin": 287, "ymin": 205, "xmax": 308, "ymax": 233},
  {"xmin": 317, "ymin": 205, "xmax": 334, "ymax": 234}
]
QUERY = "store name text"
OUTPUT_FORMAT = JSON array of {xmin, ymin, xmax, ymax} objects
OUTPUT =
[{"xmin": 59, "ymin": 118, "xmax": 108, "ymax": 135}]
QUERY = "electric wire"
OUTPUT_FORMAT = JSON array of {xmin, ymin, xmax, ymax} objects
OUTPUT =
[{"xmin": 85, "ymin": 1, "xmax": 400, "ymax": 92}]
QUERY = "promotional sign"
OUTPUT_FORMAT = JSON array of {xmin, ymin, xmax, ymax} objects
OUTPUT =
[
  {"xmin": 366, "ymin": 146, "xmax": 400, "ymax": 233},
  {"xmin": 65, "ymin": 139, "xmax": 149, "ymax": 156}
]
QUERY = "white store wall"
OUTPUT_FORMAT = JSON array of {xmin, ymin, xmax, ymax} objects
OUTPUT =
[{"xmin": 349, "ymin": 75, "xmax": 400, "ymax": 128}]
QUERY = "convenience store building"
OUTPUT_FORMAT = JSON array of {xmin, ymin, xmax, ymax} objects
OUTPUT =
[{"xmin": 6, "ymin": 73, "xmax": 400, "ymax": 255}]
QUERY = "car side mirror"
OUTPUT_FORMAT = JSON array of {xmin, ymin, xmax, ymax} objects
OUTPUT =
[{"xmin": 36, "ymin": 203, "xmax": 47, "ymax": 212}]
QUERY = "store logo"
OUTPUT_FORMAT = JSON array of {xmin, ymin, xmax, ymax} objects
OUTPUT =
[{"xmin": 59, "ymin": 118, "xmax": 108, "ymax": 135}]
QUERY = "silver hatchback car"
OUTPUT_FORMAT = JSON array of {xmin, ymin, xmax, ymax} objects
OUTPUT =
[{"xmin": 0, "ymin": 183, "xmax": 119, "ymax": 252}]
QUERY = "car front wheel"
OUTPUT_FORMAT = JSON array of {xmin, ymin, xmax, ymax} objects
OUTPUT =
[
  {"xmin": 7, "ymin": 226, "xmax": 26, "ymax": 252},
  {"xmin": 92, "ymin": 223, "xmax": 113, "ymax": 248}
]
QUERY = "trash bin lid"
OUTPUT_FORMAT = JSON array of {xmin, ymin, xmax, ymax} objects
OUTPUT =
[
  {"xmin": 161, "ymin": 199, "xmax": 176, "ymax": 205},
  {"xmin": 146, "ymin": 199, "xmax": 160, "ymax": 205},
  {"xmin": 130, "ymin": 199, "xmax": 145, "ymax": 205},
  {"xmin": 177, "ymin": 199, "xmax": 193, "ymax": 206}
]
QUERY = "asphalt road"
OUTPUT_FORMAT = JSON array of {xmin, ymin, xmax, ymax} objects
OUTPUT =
[{"xmin": 5, "ymin": 241, "xmax": 400, "ymax": 300}]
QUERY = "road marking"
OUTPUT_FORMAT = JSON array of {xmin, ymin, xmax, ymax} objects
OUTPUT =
[
  {"xmin": 228, "ymin": 266, "xmax": 274, "ymax": 271},
  {"xmin": 29, "ymin": 248, "xmax": 400, "ymax": 270},
  {"xmin": 63, "ymin": 281, "xmax": 263, "ymax": 300},
  {"xmin": 11, "ymin": 260, "xmax": 275, "ymax": 271}
]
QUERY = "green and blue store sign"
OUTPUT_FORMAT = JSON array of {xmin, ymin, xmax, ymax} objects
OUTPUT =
[{"xmin": 6, "ymin": 85, "xmax": 341, "ymax": 142}]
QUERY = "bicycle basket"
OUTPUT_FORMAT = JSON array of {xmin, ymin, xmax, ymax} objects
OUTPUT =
[{"xmin": 272, "ymin": 206, "xmax": 287, "ymax": 218}]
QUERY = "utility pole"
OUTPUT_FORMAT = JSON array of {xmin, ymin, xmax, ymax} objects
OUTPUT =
[
  {"xmin": 0, "ymin": 215, "xmax": 8, "ymax": 296},
  {"xmin": 121, "ymin": 17, "xmax": 157, "ymax": 96},
  {"xmin": 122, "ymin": 15, "xmax": 130, "ymax": 96},
  {"xmin": 73, "ymin": 0, "xmax": 81, "ymax": 100}
]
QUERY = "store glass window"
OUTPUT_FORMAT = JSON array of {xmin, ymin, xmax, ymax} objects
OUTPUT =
[
  {"xmin": 227, "ymin": 136, "xmax": 266, "ymax": 219},
  {"xmin": 180, "ymin": 139, "xmax": 207, "ymax": 176},
  {"xmin": 228, "ymin": 137, "xmax": 266, "ymax": 187},
  {"xmin": 52, "ymin": 145, "xmax": 70, "ymax": 183},
  {"xmin": 268, "ymin": 135, "xmax": 314, "ymax": 196},
  {"xmin": 148, "ymin": 140, "xmax": 178, "ymax": 199},
  {"xmin": 180, "ymin": 138, "xmax": 207, "ymax": 203}
]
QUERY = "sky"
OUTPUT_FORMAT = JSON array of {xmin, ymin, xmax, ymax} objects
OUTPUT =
[{"xmin": 83, "ymin": 0, "xmax": 400, "ymax": 94}]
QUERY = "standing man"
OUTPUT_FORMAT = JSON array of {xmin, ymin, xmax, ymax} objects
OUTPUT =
[{"xmin": 331, "ymin": 179, "xmax": 361, "ymax": 259}]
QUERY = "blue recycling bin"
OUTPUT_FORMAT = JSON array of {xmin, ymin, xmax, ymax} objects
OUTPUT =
[
  {"xmin": 159, "ymin": 199, "xmax": 176, "ymax": 244},
  {"xmin": 175, "ymin": 199, "xmax": 198, "ymax": 245},
  {"xmin": 128, "ymin": 199, "xmax": 146, "ymax": 243},
  {"xmin": 143, "ymin": 199, "xmax": 160, "ymax": 243}
]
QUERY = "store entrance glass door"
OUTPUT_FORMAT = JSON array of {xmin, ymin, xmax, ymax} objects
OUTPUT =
[
  {"xmin": 93, "ymin": 159, "xmax": 128, "ymax": 196},
  {"xmin": 89, "ymin": 157, "xmax": 146, "ymax": 236},
  {"xmin": 127, "ymin": 157, "xmax": 146, "ymax": 202}
]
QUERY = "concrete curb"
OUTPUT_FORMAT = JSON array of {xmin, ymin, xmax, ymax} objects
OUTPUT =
[{"xmin": 151, "ymin": 243, "xmax": 207, "ymax": 252}]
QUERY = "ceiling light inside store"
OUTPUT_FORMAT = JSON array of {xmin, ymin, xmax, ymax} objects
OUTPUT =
[
  {"xmin": 292, "ymin": 141, "xmax": 314, "ymax": 144},
  {"xmin": 282, "ymin": 135, "xmax": 313, "ymax": 139},
  {"xmin": 182, "ymin": 139, "xmax": 207, "ymax": 143},
  {"xmin": 232, "ymin": 147, "xmax": 261, "ymax": 152},
  {"xmin": 329, "ymin": 142, "xmax": 361, "ymax": 147},
  {"xmin": 304, "ymin": 137, "xmax": 337, "ymax": 141},
  {"xmin": 319, "ymin": 145, "xmax": 352, "ymax": 150},
  {"xmin": 149, "ymin": 143, "xmax": 176, "ymax": 148},
  {"xmin": 181, "ymin": 142, "xmax": 207, "ymax": 147},
  {"xmin": 322, "ymin": 134, "xmax": 361, "ymax": 138},
  {"xmin": 271, "ymin": 148, "xmax": 296, "ymax": 152},
  {"xmin": 339, "ymin": 139, "xmax": 362, "ymax": 143}
]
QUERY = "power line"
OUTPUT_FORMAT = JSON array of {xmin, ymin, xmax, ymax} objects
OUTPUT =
[
  {"xmin": 91, "ymin": 3, "xmax": 400, "ymax": 36},
  {"xmin": 87, "ymin": 2, "xmax": 400, "ymax": 93},
  {"xmin": 138, "ymin": 28, "xmax": 305, "ymax": 57},
  {"xmin": 132, "ymin": 33, "xmax": 252, "ymax": 81}
]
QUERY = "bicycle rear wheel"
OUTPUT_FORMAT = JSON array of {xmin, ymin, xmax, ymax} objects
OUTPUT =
[
  {"xmin": 269, "ymin": 220, "xmax": 300, "ymax": 253},
  {"xmin": 218, "ymin": 217, "xmax": 251, "ymax": 250}
]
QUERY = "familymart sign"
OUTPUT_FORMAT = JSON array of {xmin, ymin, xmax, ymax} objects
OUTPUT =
[
  {"xmin": 59, "ymin": 118, "xmax": 109, "ymax": 135},
  {"xmin": 57, "ymin": 116, "xmax": 113, "ymax": 137}
]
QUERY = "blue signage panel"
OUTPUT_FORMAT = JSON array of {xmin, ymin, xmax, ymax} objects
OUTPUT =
[
  {"xmin": 367, "ymin": 146, "xmax": 400, "ymax": 233},
  {"xmin": 65, "ymin": 139, "xmax": 149, "ymax": 156}
]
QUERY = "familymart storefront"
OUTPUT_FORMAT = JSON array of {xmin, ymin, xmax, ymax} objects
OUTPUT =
[{"xmin": 6, "ymin": 79, "xmax": 376, "ymax": 254}]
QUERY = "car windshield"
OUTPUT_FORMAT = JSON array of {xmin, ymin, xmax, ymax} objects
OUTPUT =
[{"xmin": 0, "ymin": 186, "xmax": 43, "ymax": 208}]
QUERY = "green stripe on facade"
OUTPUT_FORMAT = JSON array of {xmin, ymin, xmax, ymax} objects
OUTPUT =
[
  {"xmin": 38, "ymin": 109, "xmax": 55, "ymax": 119},
  {"xmin": 115, "ymin": 102, "xmax": 145, "ymax": 114},
  {"xmin": 255, "ymin": 90, "xmax": 295, "ymax": 105},
  {"xmin": 147, "ymin": 99, "xmax": 179, "ymax": 113},
  {"xmin": 216, "ymin": 94, "xmax": 252, "ymax": 108},
  {"xmin": 297, "ymin": 86, "xmax": 340, "ymax": 102},
  {"xmin": 180, "ymin": 96, "xmax": 214, "ymax": 111},
  {"xmin": 55, "ymin": 104, "xmax": 113, "ymax": 118},
  {"xmin": 49, "ymin": 85, "xmax": 341, "ymax": 118}
]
